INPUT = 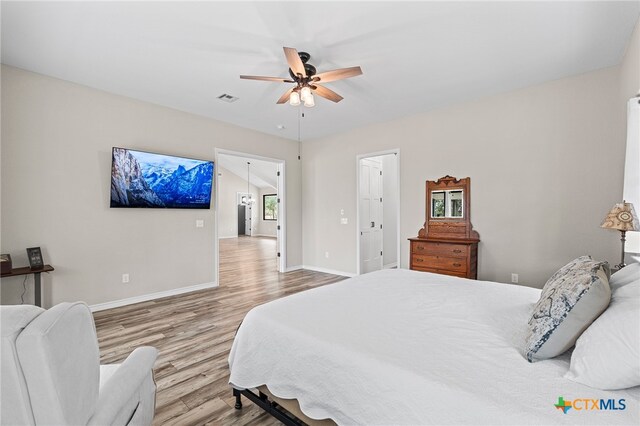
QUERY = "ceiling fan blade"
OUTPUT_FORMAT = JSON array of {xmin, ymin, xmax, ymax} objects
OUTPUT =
[
  {"xmin": 312, "ymin": 66, "xmax": 362, "ymax": 83},
  {"xmin": 283, "ymin": 47, "xmax": 306, "ymax": 78},
  {"xmin": 276, "ymin": 87, "xmax": 295, "ymax": 104},
  {"xmin": 240, "ymin": 75, "xmax": 294, "ymax": 83},
  {"xmin": 312, "ymin": 85, "xmax": 343, "ymax": 103}
]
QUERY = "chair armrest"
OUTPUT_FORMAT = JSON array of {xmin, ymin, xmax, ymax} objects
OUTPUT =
[{"xmin": 88, "ymin": 346, "xmax": 158, "ymax": 426}]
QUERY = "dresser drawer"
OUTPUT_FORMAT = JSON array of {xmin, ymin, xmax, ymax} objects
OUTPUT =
[
  {"xmin": 412, "ymin": 254, "xmax": 467, "ymax": 273},
  {"xmin": 411, "ymin": 241, "xmax": 468, "ymax": 258},
  {"xmin": 412, "ymin": 265, "xmax": 469, "ymax": 278}
]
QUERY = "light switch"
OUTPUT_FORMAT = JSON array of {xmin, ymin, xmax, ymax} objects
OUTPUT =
[
  {"xmin": 340, "ymin": 209, "xmax": 345, "ymax": 216},
  {"xmin": 340, "ymin": 218, "xmax": 348, "ymax": 225},
  {"xmin": 196, "ymin": 219, "xmax": 204, "ymax": 228}
]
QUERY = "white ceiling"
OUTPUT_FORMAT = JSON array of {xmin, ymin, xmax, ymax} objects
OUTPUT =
[
  {"xmin": 2, "ymin": 2, "xmax": 638, "ymax": 141},
  {"xmin": 217, "ymin": 154, "xmax": 277, "ymax": 190}
]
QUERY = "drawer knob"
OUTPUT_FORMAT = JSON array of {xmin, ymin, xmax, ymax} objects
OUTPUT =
[
  {"xmin": 453, "ymin": 249, "xmax": 462, "ymax": 253},
  {"xmin": 453, "ymin": 263, "xmax": 461, "ymax": 267},
  {"xmin": 415, "ymin": 258, "xmax": 423, "ymax": 262},
  {"xmin": 417, "ymin": 246, "xmax": 424, "ymax": 250}
]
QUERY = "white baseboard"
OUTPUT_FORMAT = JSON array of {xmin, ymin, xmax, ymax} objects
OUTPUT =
[
  {"xmin": 218, "ymin": 235, "xmax": 238, "ymax": 240},
  {"xmin": 302, "ymin": 265, "xmax": 356, "ymax": 278},
  {"xmin": 284, "ymin": 265, "xmax": 303, "ymax": 272},
  {"xmin": 383, "ymin": 262, "xmax": 398, "ymax": 269},
  {"xmin": 89, "ymin": 281, "xmax": 218, "ymax": 312},
  {"xmin": 254, "ymin": 234, "xmax": 277, "ymax": 238}
]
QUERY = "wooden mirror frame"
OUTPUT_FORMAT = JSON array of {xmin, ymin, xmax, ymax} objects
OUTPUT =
[{"xmin": 418, "ymin": 175, "xmax": 479, "ymax": 241}]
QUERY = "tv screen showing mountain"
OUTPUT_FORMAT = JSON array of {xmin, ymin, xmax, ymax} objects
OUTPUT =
[{"xmin": 110, "ymin": 147, "xmax": 214, "ymax": 209}]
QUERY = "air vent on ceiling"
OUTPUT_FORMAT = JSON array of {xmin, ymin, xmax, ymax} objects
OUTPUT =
[{"xmin": 217, "ymin": 93, "xmax": 239, "ymax": 103}]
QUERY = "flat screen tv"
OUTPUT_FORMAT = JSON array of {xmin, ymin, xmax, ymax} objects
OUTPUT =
[{"xmin": 110, "ymin": 147, "xmax": 214, "ymax": 209}]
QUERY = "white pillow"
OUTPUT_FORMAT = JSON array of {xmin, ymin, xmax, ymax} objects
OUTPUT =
[
  {"xmin": 566, "ymin": 279, "xmax": 640, "ymax": 389},
  {"xmin": 524, "ymin": 256, "xmax": 611, "ymax": 362},
  {"xmin": 609, "ymin": 262, "xmax": 640, "ymax": 290}
]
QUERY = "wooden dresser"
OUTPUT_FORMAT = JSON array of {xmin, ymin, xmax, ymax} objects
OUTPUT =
[
  {"xmin": 409, "ymin": 238, "xmax": 478, "ymax": 279},
  {"xmin": 409, "ymin": 175, "xmax": 480, "ymax": 279}
]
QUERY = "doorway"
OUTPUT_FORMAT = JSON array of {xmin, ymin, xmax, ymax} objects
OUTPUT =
[
  {"xmin": 215, "ymin": 150, "xmax": 286, "ymax": 285},
  {"xmin": 356, "ymin": 150, "xmax": 400, "ymax": 275}
]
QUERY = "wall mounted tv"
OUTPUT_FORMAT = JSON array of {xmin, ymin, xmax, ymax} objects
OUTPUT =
[{"xmin": 110, "ymin": 147, "xmax": 214, "ymax": 209}]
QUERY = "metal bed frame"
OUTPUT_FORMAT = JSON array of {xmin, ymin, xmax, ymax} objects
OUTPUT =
[{"xmin": 233, "ymin": 387, "xmax": 306, "ymax": 426}]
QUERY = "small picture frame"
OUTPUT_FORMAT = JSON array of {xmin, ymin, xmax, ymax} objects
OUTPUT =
[{"xmin": 26, "ymin": 247, "xmax": 44, "ymax": 270}]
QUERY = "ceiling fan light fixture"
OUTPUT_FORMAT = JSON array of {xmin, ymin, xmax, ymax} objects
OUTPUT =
[
  {"xmin": 300, "ymin": 86, "xmax": 312, "ymax": 102},
  {"xmin": 304, "ymin": 93, "xmax": 315, "ymax": 108},
  {"xmin": 240, "ymin": 47, "xmax": 362, "ymax": 106},
  {"xmin": 289, "ymin": 91, "xmax": 301, "ymax": 106}
]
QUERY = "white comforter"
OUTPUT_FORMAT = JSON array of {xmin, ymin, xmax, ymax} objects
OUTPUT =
[{"xmin": 228, "ymin": 269, "xmax": 639, "ymax": 425}]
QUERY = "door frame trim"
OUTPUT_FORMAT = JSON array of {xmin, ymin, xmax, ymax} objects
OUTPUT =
[
  {"xmin": 355, "ymin": 149, "xmax": 401, "ymax": 275},
  {"xmin": 214, "ymin": 149, "xmax": 286, "ymax": 285}
]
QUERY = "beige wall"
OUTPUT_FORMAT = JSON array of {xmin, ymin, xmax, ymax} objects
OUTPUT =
[
  {"xmin": 217, "ymin": 166, "xmax": 260, "ymax": 239},
  {"xmin": 0, "ymin": 65, "xmax": 302, "ymax": 307},
  {"xmin": 302, "ymin": 66, "xmax": 625, "ymax": 287}
]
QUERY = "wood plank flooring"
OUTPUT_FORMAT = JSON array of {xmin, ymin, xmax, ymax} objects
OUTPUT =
[{"xmin": 93, "ymin": 237, "xmax": 346, "ymax": 425}]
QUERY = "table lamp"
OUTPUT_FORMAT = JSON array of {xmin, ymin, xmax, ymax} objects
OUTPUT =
[{"xmin": 601, "ymin": 201, "xmax": 640, "ymax": 269}]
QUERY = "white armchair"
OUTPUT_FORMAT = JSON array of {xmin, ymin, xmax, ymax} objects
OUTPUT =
[{"xmin": 1, "ymin": 302, "xmax": 157, "ymax": 425}]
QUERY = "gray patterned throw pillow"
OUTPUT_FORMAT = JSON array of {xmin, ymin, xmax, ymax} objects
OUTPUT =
[{"xmin": 524, "ymin": 256, "xmax": 611, "ymax": 362}]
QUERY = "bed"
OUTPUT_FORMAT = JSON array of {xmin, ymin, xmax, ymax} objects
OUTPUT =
[{"xmin": 228, "ymin": 269, "xmax": 639, "ymax": 425}]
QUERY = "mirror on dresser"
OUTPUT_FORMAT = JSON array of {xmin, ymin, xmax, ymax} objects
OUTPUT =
[
  {"xmin": 410, "ymin": 175, "xmax": 480, "ymax": 279},
  {"xmin": 430, "ymin": 190, "xmax": 463, "ymax": 218}
]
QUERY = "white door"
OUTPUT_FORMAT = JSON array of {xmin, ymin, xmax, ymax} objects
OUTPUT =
[{"xmin": 359, "ymin": 158, "xmax": 383, "ymax": 273}]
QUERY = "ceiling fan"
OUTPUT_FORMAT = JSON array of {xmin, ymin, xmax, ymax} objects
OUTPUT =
[{"xmin": 240, "ymin": 47, "xmax": 363, "ymax": 107}]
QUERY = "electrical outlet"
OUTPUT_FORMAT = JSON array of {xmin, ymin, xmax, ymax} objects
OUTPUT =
[
  {"xmin": 122, "ymin": 273, "xmax": 130, "ymax": 283},
  {"xmin": 340, "ymin": 209, "xmax": 345, "ymax": 216},
  {"xmin": 340, "ymin": 218, "xmax": 348, "ymax": 225},
  {"xmin": 325, "ymin": 251, "xmax": 330, "ymax": 259},
  {"xmin": 511, "ymin": 273, "xmax": 519, "ymax": 284},
  {"xmin": 196, "ymin": 219, "xmax": 204, "ymax": 228}
]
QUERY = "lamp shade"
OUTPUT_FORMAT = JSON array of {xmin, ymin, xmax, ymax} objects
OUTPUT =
[
  {"xmin": 601, "ymin": 202, "xmax": 640, "ymax": 231},
  {"xmin": 300, "ymin": 86, "xmax": 311, "ymax": 102},
  {"xmin": 304, "ymin": 93, "xmax": 315, "ymax": 107},
  {"xmin": 289, "ymin": 91, "xmax": 300, "ymax": 106}
]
